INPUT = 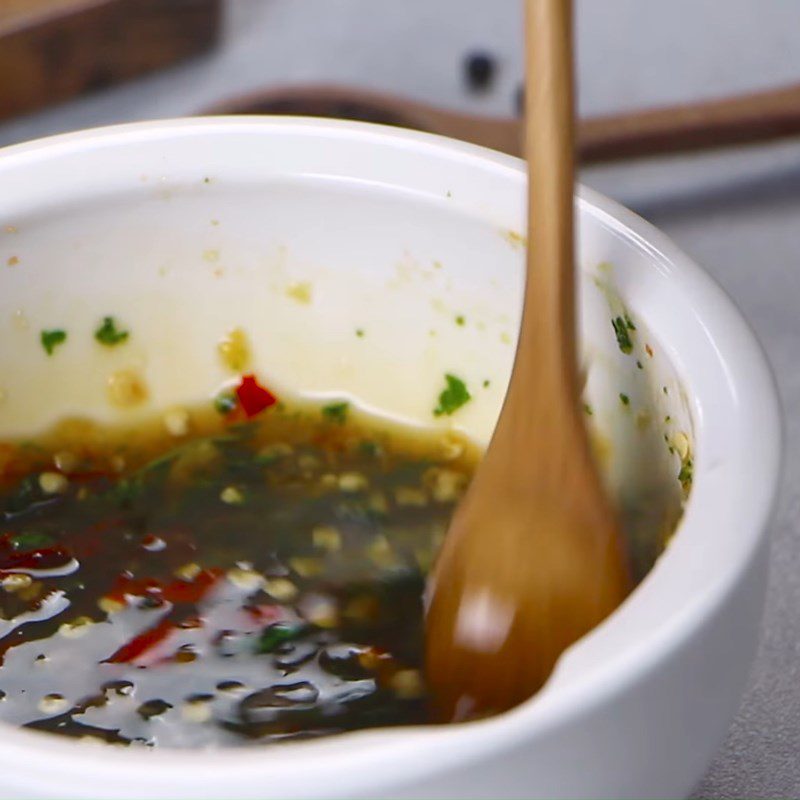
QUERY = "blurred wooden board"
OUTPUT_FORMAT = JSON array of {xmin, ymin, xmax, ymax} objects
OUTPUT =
[{"xmin": 0, "ymin": 0, "xmax": 222, "ymax": 120}]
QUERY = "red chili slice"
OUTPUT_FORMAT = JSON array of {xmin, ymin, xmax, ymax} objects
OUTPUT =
[
  {"xmin": 105, "ymin": 574, "xmax": 163, "ymax": 604},
  {"xmin": 105, "ymin": 617, "xmax": 175, "ymax": 664},
  {"xmin": 0, "ymin": 545, "xmax": 72, "ymax": 572},
  {"xmin": 235, "ymin": 374, "xmax": 277, "ymax": 418},
  {"xmin": 67, "ymin": 470, "xmax": 114, "ymax": 483},
  {"xmin": 104, "ymin": 571, "xmax": 222, "ymax": 664},
  {"xmin": 104, "ymin": 568, "xmax": 221, "ymax": 606},
  {"xmin": 162, "ymin": 569, "xmax": 221, "ymax": 604}
]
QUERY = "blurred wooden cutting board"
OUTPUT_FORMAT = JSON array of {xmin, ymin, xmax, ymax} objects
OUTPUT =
[{"xmin": 0, "ymin": 0, "xmax": 222, "ymax": 120}]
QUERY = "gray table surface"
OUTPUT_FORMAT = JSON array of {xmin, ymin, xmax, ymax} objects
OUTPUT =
[{"xmin": 2, "ymin": 2, "xmax": 798, "ymax": 796}]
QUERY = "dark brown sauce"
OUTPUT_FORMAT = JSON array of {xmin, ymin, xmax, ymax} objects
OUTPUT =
[
  {"xmin": 0, "ymin": 403, "xmax": 479, "ymax": 748},
  {"xmin": 0, "ymin": 396, "xmax": 681, "ymax": 748}
]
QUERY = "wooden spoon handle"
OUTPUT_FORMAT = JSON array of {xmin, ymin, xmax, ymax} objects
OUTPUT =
[
  {"xmin": 497, "ymin": 0, "xmax": 586, "ymax": 449},
  {"xmin": 580, "ymin": 82, "xmax": 800, "ymax": 162},
  {"xmin": 516, "ymin": 0, "xmax": 577, "ymax": 391},
  {"xmin": 206, "ymin": 81, "xmax": 800, "ymax": 163}
]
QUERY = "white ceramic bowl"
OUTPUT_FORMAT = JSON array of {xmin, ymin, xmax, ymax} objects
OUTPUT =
[{"xmin": 0, "ymin": 118, "xmax": 781, "ymax": 799}]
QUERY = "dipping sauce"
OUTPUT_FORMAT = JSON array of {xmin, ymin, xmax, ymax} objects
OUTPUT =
[{"xmin": 0, "ymin": 401, "xmax": 478, "ymax": 747}]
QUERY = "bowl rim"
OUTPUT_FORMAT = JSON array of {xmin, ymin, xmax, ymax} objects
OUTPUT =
[{"xmin": 0, "ymin": 116, "xmax": 783, "ymax": 796}]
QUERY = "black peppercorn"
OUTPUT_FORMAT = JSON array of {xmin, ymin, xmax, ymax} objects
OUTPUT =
[{"xmin": 464, "ymin": 51, "xmax": 496, "ymax": 90}]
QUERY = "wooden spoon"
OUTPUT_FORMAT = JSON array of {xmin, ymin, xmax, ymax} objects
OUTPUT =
[
  {"xmin": 424, "ymin": 0, "xmax": 631, "ymax": 721},
  {"xmin": 205, "ymin": 81, "xmax": 800, "ymax": 165}
]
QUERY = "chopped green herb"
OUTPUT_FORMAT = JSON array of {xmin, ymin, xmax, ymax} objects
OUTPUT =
[
  {"xmin": 322, "ymin": 402, "xmax": 349, "ymax": 425},
  {"xmin": 583, "ymin": 403, "xmax": 593, "ymax": 415},
  {"xmin": 18, "ymin": 441, "xmax": 46, "ymax": 454},
  {"xmin": 611, "ymin": 317, "xmax": 634, "ymax": 354},
  {"xmin": 355, "ymin": 329, "xmax": 365, "ymax": 338},
  {"xmin": 624, "ymin": 314, "xmax": 636, "ymax": 331},
  {"xmin": 10, "ymin": 531, "xmax": 55, "ymax": 551},
  {"xmin": 619, "ymin": 393, "xmax": 630, "ymax": 406},
  {"xmin": 455, "ymin": 315, "xmax": 465, "ymax": 326},
  {"xmin": 636, "ymin": 360, "xmax": 643, "ymax": 370},
  {"xmin": 434, "ymin": 374, "xmax": 471, "ymax": 417},
  {"xmin": 255, "ymin": 622, "xmax": 308, "ymax": 654},
  {"xmin": 678, "ymin": 459, "xmax": 693, "ymax": 487},
  {"xmin": 108, "ymin": 476, "xmax": 143, "ymax": 505},
  {"xmin": 482, "ymin": 379, "xmax": 490, "ymax": 388},
  {"xmin": 5, "ymin": 475, "xmax": 43, "ymax": 514},
  {"xmin": 136, "ymin": 450, "xmax": 181, "ymax": 478},
  {"xmin": 663, "ymin": 386, "xmax": 669, "ymax": 395},
  {"xmin": 668, "ymin": 446, "xmax": 675, "ymax": 455},
  {"xmin": 94, "ymin": 316, "xmax": 129, "ymax": 347},
  {"xmin": 664, "ymin": 415, "xmax": 672, "ymax": 423},
  {"xmin": 253, "ymin": 453, "xmax": 282, "ymax": 467},
  {"xmin": 40, "ymin": 329, "xmax": 67, "ymax": 356},
  {"xmin": 359, "ymin": 441, "xmax": 381, "ymax": 458},
  {"xmin": 214, "ymin": 392, "xmax": 237, "ymax": 415}
]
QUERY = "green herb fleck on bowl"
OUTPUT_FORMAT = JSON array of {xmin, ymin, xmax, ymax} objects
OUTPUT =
[
  {"xmin": 612, "ymin": 316, "xmax": 634, "ymax": 354},
  {"xmin": 40, "ymin": 329, "xmax": 67, "ymax": 356},
  {"xmin": 434, "ymin": 374, "xmax": 471, "ymax": 417},
  {"xmin": 678, "ymin": 458, "xmax": 693, "ymax": 489},
  {"xmin": 95, "ymin": 316, "xmax": 129, "ymax": 347}
]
